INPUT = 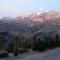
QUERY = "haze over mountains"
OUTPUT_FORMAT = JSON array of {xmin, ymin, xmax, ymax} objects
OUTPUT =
[{"xmin": 0, "ymin": 11, "xmax": 60, "ymax": 36}]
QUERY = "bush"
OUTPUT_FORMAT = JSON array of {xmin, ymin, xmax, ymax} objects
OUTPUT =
[
  {"xmin": 14, "ymin": 53, "xmax": 18, "ymax": 56},
  {"xmin": 7, "ymin": 42, "xmax": 14, "ymax": 53},
  {"xmin": 0, "ymin": 53, "xmax": 9, "ymax": 58},
  {"xmin": 32, "ymin": 38, "xmax": 46, "ymax": 52},
  {"xmin": 22, "ymin": 40, "xmax": 29, "ymax": 49},
  {"xmin": 18, "ymin": 48, "xmax": 28, "ymax": 54},
  {"xmin": 37, "ymin": 39, "xmax": 47, "ymax": 51},
  {"xmin": 0, "ymin": 50, "xmax": 9, "ymax": 58},
  {"xmin": 32, "ymin": 33, "xmax": 60, "ymax": 52}
]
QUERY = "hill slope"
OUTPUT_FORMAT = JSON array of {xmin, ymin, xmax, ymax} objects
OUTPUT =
[{"xmin": 0, "ymin": 11, "xmax": 60, "ymax": 36}]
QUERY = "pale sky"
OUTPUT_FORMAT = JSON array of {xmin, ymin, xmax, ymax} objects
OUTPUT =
[{"xmin": 0, "ymin": 0, "xmax": 60, "ymax": 17}]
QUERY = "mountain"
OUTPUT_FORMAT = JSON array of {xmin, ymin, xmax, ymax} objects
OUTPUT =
[{"xmin": 0, "ymin": 11, "xmax": 60, "ymax": 37}]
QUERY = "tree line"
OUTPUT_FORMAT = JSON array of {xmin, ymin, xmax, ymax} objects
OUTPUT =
[{"xmin": 0, "ymin": 32, "xmax": 60, "ymax": 56}]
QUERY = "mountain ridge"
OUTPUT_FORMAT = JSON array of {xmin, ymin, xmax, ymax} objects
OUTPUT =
[{"xmin": 0, "ymin": 11, "xmax": 60, "ymax": 37}]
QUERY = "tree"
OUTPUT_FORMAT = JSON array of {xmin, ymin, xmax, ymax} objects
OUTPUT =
[
  {"xmin": 44, "ymin": 35, "xmax": 56, "ymax": 49},
  {"xmin": 32, "ymin": 34, "xmax": 37, "ymax": 50},
  {"xmin": 37, "ymin": 38, "xmax": 46, "ymax": 51},
  {"xmin": 22, "ymin": 40, "xmax": 28, "ymax": 49},
  {"xmin": 55, "ymin": 34, "xmax": 60, "ymax": 46},
  {"xmin": 7, "ymin": 42, "xmax": 14, "ymax": 53},
  {"xmin": 14, "ymin": 36, "xmax": 20, "ymax": 56}
]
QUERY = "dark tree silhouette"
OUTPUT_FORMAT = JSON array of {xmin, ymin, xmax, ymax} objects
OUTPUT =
[
  {"xmin": 32, "ymin": 34, "xmax": 37, "ymax": 50},
  {"xmin": 14, "ymin": 36, "xmax": 20, "ymax": 56},
  {"xmin": 55, "ymin": 34, "xmax": 60, "ymax": 46}
]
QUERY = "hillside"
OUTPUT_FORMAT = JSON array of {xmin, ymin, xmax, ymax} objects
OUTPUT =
[{"xmin": 0, "ymin": 11, "xmax": 60, "ymax": 36}]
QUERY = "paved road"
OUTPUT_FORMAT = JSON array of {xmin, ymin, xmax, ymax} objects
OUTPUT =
[{"xmin": 0, "ymin": 48, "xmax": 60, "ymax": 60}]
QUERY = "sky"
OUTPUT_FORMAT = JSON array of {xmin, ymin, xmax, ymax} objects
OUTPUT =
[{"xmin": 0, "ymin": 0, "xmax": 60, "ymax": 17}]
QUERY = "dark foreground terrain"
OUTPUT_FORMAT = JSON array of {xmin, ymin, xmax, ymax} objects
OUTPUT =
[{"xmin": 0, "ymin": 48, "xmax": 60, "ymax": 60}]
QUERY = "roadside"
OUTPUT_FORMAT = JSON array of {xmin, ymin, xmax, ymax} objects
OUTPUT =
[{"xmin": 0, "ymin": 47, "xmax": 60, "ymax": 60}]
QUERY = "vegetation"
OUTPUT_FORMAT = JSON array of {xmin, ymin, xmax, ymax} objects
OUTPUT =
[
  {"xmin": 0, "ymin": 32, "xmax": 60, "ymax": 57},
  {"xmin": 32, "ymin": 33, "xmax": 60, "ymax": 52}
]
